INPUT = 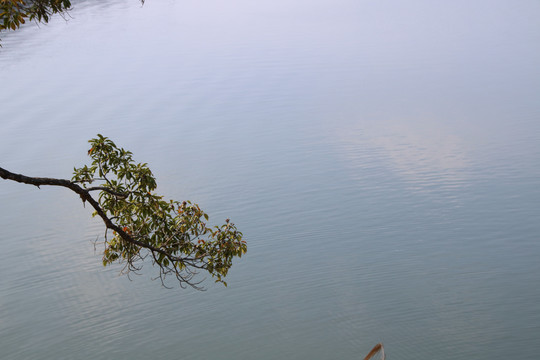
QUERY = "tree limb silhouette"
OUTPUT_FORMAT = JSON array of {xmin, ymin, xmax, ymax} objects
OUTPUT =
[{"xmin": 0, "ymin": 135, "xmax": 246, "ymax": 289}]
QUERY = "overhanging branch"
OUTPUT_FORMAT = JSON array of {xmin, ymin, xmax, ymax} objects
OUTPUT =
[
  {"xmin": 0, "ymin": 166, "xmax": 202, "ymax": 284},
  {"xmin": 1, "ymin": 134, "xmax": 246, "ymax": 290}
]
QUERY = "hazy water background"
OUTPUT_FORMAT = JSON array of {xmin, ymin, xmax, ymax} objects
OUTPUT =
[{"xmin": 1, "ymin": 0, "xmax": 540, "ymax": 359}]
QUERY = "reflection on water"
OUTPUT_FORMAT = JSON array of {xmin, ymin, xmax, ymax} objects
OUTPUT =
[
  {"xmin": 335, "ymin": 117, "xmax": 470, "ymax": 192},
  {"xmin": 1, "ymin": 0, "xmax": 540, "ymax": 359}
]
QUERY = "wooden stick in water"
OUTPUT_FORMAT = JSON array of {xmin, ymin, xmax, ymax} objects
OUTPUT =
[{"xmin": 363, "ymin": 343, "xmax": 385, "ymax": 360}]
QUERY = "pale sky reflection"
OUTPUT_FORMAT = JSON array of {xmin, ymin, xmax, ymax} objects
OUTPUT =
[{"xmin": 334, "ymin": 117, "xmax": 471, "ymax": 192}]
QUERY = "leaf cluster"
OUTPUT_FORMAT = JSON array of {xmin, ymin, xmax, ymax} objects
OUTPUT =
[
  {"xmin": 72, "ymin": 135, "xmax": 246, "ymax": 288},
  {"xmin": 0, "ymin": 0, "xmax": 145, "ymax": 45},
  {"xmin": 0, "ymin": 0, "xmax": 71, "ymax": 33}
]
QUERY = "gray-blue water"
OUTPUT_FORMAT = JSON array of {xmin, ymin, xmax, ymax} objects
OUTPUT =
[{"xmin": 1, "ymin": 1, "xmax": 540, "ymax": 359}]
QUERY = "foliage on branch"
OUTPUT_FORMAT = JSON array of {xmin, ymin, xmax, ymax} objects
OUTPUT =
[
  {"xmin": 0, "ymin": 0, "xmax": 143, "ymax": 44},
  {"xmin": 0, "ymin": 0, "xmax": 71, "ymax": 32},
  {"xmin": 0, "ymin": 135, "xmax": 246, "ymax": 289}
]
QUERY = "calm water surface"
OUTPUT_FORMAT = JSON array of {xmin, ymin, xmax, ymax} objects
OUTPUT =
[{"xmin": 1, "ymin": 1, "xmax": 539, "ymax": 359}]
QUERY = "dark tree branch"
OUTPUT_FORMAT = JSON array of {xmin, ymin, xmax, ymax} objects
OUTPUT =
[
  {"xmin": 0, "ymin": 166, "xmax": 72, "ymax": 188},
  {"xmin": 1, "ymin": 135, "xmax": 246, "ymax": 290},
  {"xmin": 0, "ymin": 166, "xmax": 204, "ymax": 286}
]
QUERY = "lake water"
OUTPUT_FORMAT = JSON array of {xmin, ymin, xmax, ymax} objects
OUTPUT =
[{"xmin": 1, "ymin": 0, "xmax": 539, "ymax": 359}]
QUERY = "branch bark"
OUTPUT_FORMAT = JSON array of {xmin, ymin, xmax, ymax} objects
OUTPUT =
[{"xmin": 0, "ymin": 166, "xmax": 192, "ymax": 266}]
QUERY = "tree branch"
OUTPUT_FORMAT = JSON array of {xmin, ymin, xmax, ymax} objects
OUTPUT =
[
  {"xmin": 0, "ymin": 166, "xmax": 72, "ymax": 188},
  {"xmin": 0, "ymin": 166, "xmax": 202, "ymax": 285},
  {"xmin": 1, "ymin": 135, "xmax": 245, "ymax": 290}
]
